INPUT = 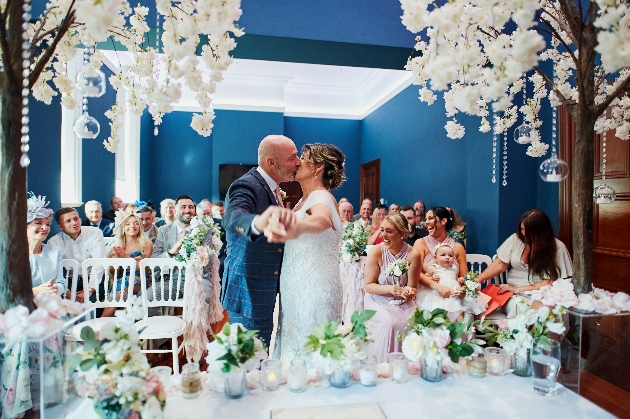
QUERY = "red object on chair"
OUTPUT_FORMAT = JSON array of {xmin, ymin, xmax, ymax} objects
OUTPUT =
[{"xmin": 479, "ymin": 284, "xmax": 512, "ymax": 316}]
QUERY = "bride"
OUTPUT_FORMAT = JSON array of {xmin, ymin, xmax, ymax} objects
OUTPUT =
[{"xmin": 265, "ymin": 143, "xmax": 346, "ymax": 368}]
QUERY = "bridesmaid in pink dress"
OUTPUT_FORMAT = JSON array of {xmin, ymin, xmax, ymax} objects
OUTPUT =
[{"xmin": 364, "ymin": 214, "xmax": 422, "ymax": 362}]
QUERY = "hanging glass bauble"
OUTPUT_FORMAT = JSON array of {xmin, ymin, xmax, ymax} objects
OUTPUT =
[
  {"xmin": 513, "ymin": 123, "xmax": 533, "ymax": 144},
  {"xmin": 539, "ymin": 155, "xmax": 569, "ymax": 182},
  {"xmin": 77, "ymin": 69, "xmax": 106, "ymax": 97},
  {"xmin": 74, "ymin": 113, "xmax": 100, "ymax": 139},
  {"xmin": 593, "ymin": 182, "xmax": 616, "ymax": 204}
]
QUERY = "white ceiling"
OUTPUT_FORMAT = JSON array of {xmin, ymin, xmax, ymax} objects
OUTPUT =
[{"xmin": 102, "ymin": 51, "xmax": 412, "ymax": 119}]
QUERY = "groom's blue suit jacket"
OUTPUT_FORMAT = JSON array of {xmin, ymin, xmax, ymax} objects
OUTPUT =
[{"xmin": 221, "ymin": 168, "xmax": 284, "ymax": 320}]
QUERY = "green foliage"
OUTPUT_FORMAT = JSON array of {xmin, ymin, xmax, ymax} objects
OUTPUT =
[
  {"xmin": 211, "ymin": 323, "xmax": 264, "ymax": 373},
  {"xmin": 304, "ymin": 310, "xmax": 375, "ymax": 360}
]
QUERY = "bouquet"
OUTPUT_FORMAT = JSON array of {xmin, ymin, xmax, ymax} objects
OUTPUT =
[
  {"xmin": 339, "ymin": 220, "xmax": 370, "ymax": 262},
  {"xmin": 481, "ymin": 298, "xmax": 566, "ymax": 357},
  {"xmin": 70, "ymin": 297, "xmax": 166, "ymax": 419},
  {"xmin": 304, "ymin": 310, "xmax": 375, "ymax": 374},
  {"xmin": 400, "ymin": 309, "xmax": 483, "ymax": 367},
  {"xmin": 386, "ymin": 259, "xmax": 409, "ymax": 286},
  {"xmin": 461, "ymin": 271, "xmax": 481, "ymax": 299},
  {"xmin": 174, "ymin": 216, "xmax": 222, "ymax": 267},
  {"xmin": 205, "ymin": 323, "xmax": 267, "ymax": 374}
]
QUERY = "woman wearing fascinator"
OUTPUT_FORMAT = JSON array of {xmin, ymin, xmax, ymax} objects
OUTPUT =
[
  {"xmin": 101, "ymin": 210, "xmax": 153, "ymax": 317},
  {"xmin": 27, "ymin": 193, "xmax": 67, "ymax": 297}
]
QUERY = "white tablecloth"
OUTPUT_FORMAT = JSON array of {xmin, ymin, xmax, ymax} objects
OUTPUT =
[{"xmin": 71, "ymin": 373, "xmax": 614, "ymax": 419}]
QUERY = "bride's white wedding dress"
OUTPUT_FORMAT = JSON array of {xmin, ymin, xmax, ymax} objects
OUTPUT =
[{"xmin": 273, "ymin": 190, "xmax": 343, "ymax": 368}]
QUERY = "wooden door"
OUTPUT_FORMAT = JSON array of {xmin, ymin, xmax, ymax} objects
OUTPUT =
[
  {"xmin": 360, "ymin": 159, "xmax": 380, "ymax": 205},
  {"xmin": 559, "ymin": 107, "xmax": 630, "ymax": 292}
]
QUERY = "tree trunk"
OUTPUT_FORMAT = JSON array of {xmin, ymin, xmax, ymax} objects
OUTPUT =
[{"xmin": 0, "ymin": 73, "xmax": 35, "ymax": 312}]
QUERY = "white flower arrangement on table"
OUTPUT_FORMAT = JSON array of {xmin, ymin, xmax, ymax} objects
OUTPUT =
[
  {"xmin": 481, "ymin": 298, "xmax": 566, "ymax": 357},
  {"xmin": 70, "ymin": 297, "xmax": 166, "ymax": 419},
  {"xmin": 339, "ymin": 220, "xmax": 370, "ymax": 262},
  {"xmin": 400, "ymin": 309, "xmax": 482, "ymax": 367},
  {"xmin": 304, "ymin": 310, "xmax": 375, "ymax": 375},
  {"xmin": 174, "ymin": 216, "xmax": 222, "ymax": 267},
  {"xmin": 205, "ymin": 323, "xmax": 267, "ymax": 374},
  {"xmin": 461, "ymin": 271, "xmax": 481, "ymax": 299}
]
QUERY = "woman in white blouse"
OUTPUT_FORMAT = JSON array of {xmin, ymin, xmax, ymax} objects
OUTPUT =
[
  {"xmin": 27, "ymin": 195, "xmax": 66, "ymax": 297},
  {"xmin": 478, "ymin": 209, "xmax": 572, "ymax": 316}
]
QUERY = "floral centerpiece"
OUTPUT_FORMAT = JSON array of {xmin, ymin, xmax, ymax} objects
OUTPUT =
[
  {"xmin": 400, "ymin": 309, "xmax": 482, "ymax": 381},
  {"xmin": 304, "ymin": 310, "xmax": 375, "ymax": 387},
  {"xmin": 339, "ymin": 220, "xmax": 370, "ymax": 262},
  {"xmin": 461, "ymin": 271, "xmax": 481, "ymax": 299},
  {"xmin": 70, "ymin": 297, "xmax": 166, "ymax": 419},
  {"xmin": 173, "ymin": 215, "xmax": 224, "ymax": 363}
]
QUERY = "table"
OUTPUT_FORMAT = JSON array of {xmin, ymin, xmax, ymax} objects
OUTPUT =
[{"xmin": 71, "ymin": 373, "xmax": 615, "ymax": 418}]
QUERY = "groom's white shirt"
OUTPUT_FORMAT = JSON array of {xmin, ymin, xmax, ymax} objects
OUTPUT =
[{"xmin": 250, "ymin": 166, "xmax": 279, "ymax": 235}]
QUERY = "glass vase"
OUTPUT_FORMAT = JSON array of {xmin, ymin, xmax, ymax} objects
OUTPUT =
[
  {"xmin": 224, "ymin": 367, "xmax": 247, "ymax": 399},
  {"xmin": 180, "ymin": 363, "xmax": 202, "ymax": 399},
  {"xmin": 512, "ymin": 349, "xmax": 533, "ymax": 377},
  {"xmin": 329, "ymin": 369, "xmax": 351, "ymax": 388},
  {"xmin": 421, "ymin": 358, "xmax": 443, "ymax": 382},
  {"xmin": 288, "ymin": 358, "xmax": 308, "ymax": 393}
]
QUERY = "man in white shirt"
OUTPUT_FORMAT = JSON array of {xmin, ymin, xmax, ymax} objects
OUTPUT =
[
  {"xmin": 352, "ymin": 199, "xmax": 373, "ymax": 227},
  {"xmin": 48, "ymin": 207, "xmax": 106, "ymax": 303}
]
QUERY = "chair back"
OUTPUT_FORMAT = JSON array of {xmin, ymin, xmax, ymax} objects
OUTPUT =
[
  {"xmin": 491, "ymin": 254, "xmax": 508, "ymax": 285},
  {"xmin": 466, "ymin": 254, "xmax": 492, "ymax": 275},
  {"xmin": 81, "ymin": 258, "xmax": 137, "ymax": 309},
  {"xmin": 62, "ymin": 259, "xmax": 80, "ymax": 301},
  {"xmin": 139, "ymin": 258, "xmax": 187, "ymax": 321}
]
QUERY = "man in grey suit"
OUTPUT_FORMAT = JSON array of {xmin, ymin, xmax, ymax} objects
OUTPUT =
[{"xmin": 151, "ymin": 195, "xmax": 213, "ymax": 307}]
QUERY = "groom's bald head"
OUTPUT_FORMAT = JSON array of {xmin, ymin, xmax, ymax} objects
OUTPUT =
[{"xmin": 258, "ymin": 135, "xmax": 300, "ymax": 183}]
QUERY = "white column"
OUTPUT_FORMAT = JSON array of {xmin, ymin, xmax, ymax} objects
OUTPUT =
[
  {"xmin": 115, "ymin": 88, "xmax": 141, "ymax": 203},
  {"xmin": 60, "ymin": 52, "xmax": 84, "ymax": 207}
]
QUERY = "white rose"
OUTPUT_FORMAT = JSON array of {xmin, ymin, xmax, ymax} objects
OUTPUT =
[
  {"xmin": 341, "ymin": 335, "xmax": 367, "ymax": 360},
  {"xmin": 335, "ymin": 323, "xmax": 352, "ymax": 336},
  {"xmin": 431, "ymin": 328, "xmax": 451, "ymax": 349},
  {"xmin": 205, "ymin": 341, "xmax": 228, "ymax": 374},
  {"xmin": 546, "ymin": 321, "xmax": 566, "ymax": 335},
  {"xmin": 401, "ymin": 332, "xmax": 425, "ymax": 361},
  {"xmin": 141, "ymin": 396, "xmax": 164, "ymax": 419}
]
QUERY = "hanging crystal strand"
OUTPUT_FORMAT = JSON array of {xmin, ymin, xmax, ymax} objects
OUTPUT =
[
  {"xmin": 602, "ymin": 129, "xmax": 606, "ymax": 182},
  {"xmin": 593, "ymin": 127, "xmax": 616, "ymax": 203},
  {"xmin": 551, "ymin": 102, "xmax": 557, "ymax": 155},
  {"xmin": 81, "ymin": 48, "xmax": 89, "ymax": 116},
  {"xmin": 20, "ymin": 0, "xmax": 32, "ymax": 167},
  {"xmin": 514, "ymin": 77, "xmax": 533, "ymax": 144},
  {"xmin": 153, "ymin": 11, "xmax": 161, "ymax": 136},
  {"xmin": 502, "ymin": 123, "xmax": 508, "ymax": 186},
  {"xmin": 492, "ymin": 111, "xmax": 497, "ymax": 183},
  {"xmin": 539, "ymin": 65, "xmax": 569, "ymax": 182}
]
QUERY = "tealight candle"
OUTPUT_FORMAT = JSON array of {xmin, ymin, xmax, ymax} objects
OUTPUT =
[
  {"xmin": 389, "ymin": 352, "xmax": 408, "ymax": 383},
  {"xmin": 262, "ymin": 360, "xmax": 282, "ymax": 391},
  {"xmin": 484, "ymin": 347, "xmax": 506, "ymax": 376},
  {"xmin": 288, "ymin": 358, "xmax": 308, "ymax": 393},
  {"xmin": 360, "ymin": 355, "xmax": 378, "ymax": 387},
  {"xmin": 467, "ymin": 355, "xmax": 487, "ymax": 378}
]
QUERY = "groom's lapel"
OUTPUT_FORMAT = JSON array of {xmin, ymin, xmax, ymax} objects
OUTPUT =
[{"xmin": 251, "ymin": 168, "xmax": 279, "ymax": 206}]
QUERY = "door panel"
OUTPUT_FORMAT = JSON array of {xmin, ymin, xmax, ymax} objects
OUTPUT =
[{"xmin": 360, "ymin": 159, "xmax": 380, "ymax": 205}]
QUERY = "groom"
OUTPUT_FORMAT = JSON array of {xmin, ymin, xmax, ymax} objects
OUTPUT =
[{"xmin": 221, "ymin": 135, "xmax": 301, "ymax": 345}]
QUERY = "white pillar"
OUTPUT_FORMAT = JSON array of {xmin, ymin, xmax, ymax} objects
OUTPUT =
[
  {"xmin": 60, "ymin": 52, "xmax": 83, "ymax": 207},
  {"xmin": 115, "ymin": 88, "xmax": 141, "ymax": 203}
]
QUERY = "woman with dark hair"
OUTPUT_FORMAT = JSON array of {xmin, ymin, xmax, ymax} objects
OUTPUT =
[
  {"xmin": 478, "ymin": 209, "xmax": 572, "ymax": 316},
  {"xmin": 413, "ymin": 206, "xmax": 468, "ymax": 300}
]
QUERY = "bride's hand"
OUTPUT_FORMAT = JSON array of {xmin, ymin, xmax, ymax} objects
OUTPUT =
[
  {"xmin": 256, "ymin": 207, "xmax": 295, "ymax": 233},
  {"xmin": 264, "ymin": 209, "xmax": 298, "ymax": 242}
]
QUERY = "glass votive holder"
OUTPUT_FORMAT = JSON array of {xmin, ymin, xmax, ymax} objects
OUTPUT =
[
  {"xmin": 180, "ymin": 363, "xmax": 202, "ymax": 399},
  {"xmin": 288, "ymin": 358, "xmax": 308, "ymax": 393},
  {"xmin": 484, "ymin": 347, "xmax": 507, "ymax": 376},
  {"xmin": 262, "ymin": 359, "xmax": 282, "ymax": 391},
  {"xmin": 467, "ymin": 354, "xmax": 487, "ymax": 378},
  {"xmin": 389, "ymin": 352, "xmax": 408, "ymax": 383},
  {"xmin": 359, "ymin": 355, "xmax": 378, "ymax": 387},
  {"xmin": 150, "ymin": 366, "xmax": 172, "ymax": 388}
]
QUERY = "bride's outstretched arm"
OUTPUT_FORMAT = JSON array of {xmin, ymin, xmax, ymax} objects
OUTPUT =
[{"xmin": 282, "ymin": 203, "xmax": 333, "ymax": 239}]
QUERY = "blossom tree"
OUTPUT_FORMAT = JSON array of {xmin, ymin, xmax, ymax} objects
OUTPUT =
[
  {"xmin": 399, "ymin": 0, "xmax": 630, "ymax": 293},
  {"xmin": 0, "ymin": 0, "xmax": 242, "ymax": 311}
]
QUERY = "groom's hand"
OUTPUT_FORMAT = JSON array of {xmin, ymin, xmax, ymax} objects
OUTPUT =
[{"xmin": 255, "ymin": 207, "xmax": 295, "ymax": 234}]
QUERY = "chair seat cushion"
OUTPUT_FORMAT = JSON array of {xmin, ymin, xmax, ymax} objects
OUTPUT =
[
  {"xmin": 65, "ymin": 317, "xmax": 118, "ymax": 340},
  {"xmin": 136, "ymin": 316, "xmax": 185, "ymax": 336}
]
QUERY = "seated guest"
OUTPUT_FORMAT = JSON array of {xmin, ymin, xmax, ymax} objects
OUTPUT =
[
  {"xmin": 102, "ymin": 211, "xmax": 154, "ymax": 317},
  {"xmin": 82, "ymin": 200, "xmax": 114, "ymax": 237},
  {"xmin": 338, "ymin": 197, "xmax": 349, "ymax": 204},
  {"xmin": 352, "ymin": 198, "xmax": 373, "ymax": 226},
  {"xmin": 367, "ymin": 204, "xmax": 388, "ymax": 245},
  {"xmin": 212, "ymin": 201, "xmax": 225, "ymax": 218},
  {"xmin": 413, "ymin": 206, "xmax": 468, "ymax": 303},
  {"xmin": 155, "ymin": 198, "xmax": 176, "ymax": 228},
  {"xmin": 125, "ymin": 203, "xmax": 138, "ymax": 214},
  {"xmin": 448, "ymin": 207, "xmax": 467, "ymax": 248},
  {"xmin": 400, "ymin": 205, "xmax": 428, "ymax": 246},
  {"xmin": 197, "ymin": 200, "xmax": 213, "ymax": 217},
  {"xmin": 103, "ymin": 196, "xmax": 125, "ymax": 221},
  {"xmin": 136, "ymin": 206, "xmax": 159, "ymax": 243},
  {"xmin": 27, "ymin": 194, "xmax": 66, "ymax": 297},
  {"xmin": 48, "ymin": 207, "xmax": 106, "ymax": 303},
  {"xmin": 478, "ymin": 209, "xmax": 572, "ymax": 317},
  {"xmin": 414, "ymin": 200, "xmax": 426, "ymax": 225},
  {"xmin": 389, "ymin": 203, "xmax": 400, "ymax": 214},
  {"xmin": 338, "ymin": 201, "xmax": 354, "ymax": 222},
  {"xmin": 364, "ymin": 214, "xmax": 421, "ymax": 362}
]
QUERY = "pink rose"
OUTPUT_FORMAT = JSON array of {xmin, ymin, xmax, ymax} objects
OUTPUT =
[{"xmin": 432, "ymin": 329, "xmax": 451, "ymax": 349}]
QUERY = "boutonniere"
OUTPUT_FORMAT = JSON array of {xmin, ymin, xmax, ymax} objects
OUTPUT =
[{"xmin": 279, "ymin": 188, "xmax": 288, "ymax": 201}]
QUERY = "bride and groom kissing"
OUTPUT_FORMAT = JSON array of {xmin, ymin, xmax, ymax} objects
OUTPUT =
[{"xmin": 221, "ymin": 134, "xmax": 346, "ymax": 367}]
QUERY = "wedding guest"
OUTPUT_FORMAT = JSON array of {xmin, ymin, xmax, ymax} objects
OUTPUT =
[
  {"xmin": 413, "ymin": 207, "xmax": 468, "ymax": 303},
  {"xmin": 352, "ymin": 199, "xmax": 373, "ymax": 226},
  {"xmin": 448, "ymin": 207, "xmax": 467, "ymax": 248},
  {"xmin": 478, "ymin": 209, "xmax": 572, "ymax": 317},
  {"xmin": 212, "ymin": 201, "xmax": 225, "ymax": 218},
  {"xmin": 103, "ymin": 196, "xmax": 125, "ymax": 221},
  {"xmin": 338, "ymin": 197, "xmax": 349, "ymax": 204},
  {"xmin": 102, "ymin": 211, "xmax": 154, "ymax": 317},
  {"xmin": 82, "ymin": 200, "xmax": 114, "ymax": 237},
  {"xmin": 27, "ymin": 194, "xmax": 66, "ymax": 297},
  {"xmin": 48, "ymin": 207, "xmax": 106, "ymax": 303},
  {"xmin": 339, "ymin": 201, "xmax": 354, "ymax": 222},
  {"xmin": 197, "ymin": 200, "xmax": 213, "ymax": 217},
  {"xmin": 155, "ymin": 198, "xmax": 176, "ymax": 228},
  {"xmin": 414, "ymin": 200, "xmax": 426, "ymax": 225},
  {"xmin": 367, "ymin": 204, "xmax": 388, "ymax": 245},
  {"xmin": 364, "ymin": 213, "xmax": 421, "ymax": 362},
  {"xmin": 125, "ymin": 203, "xmax": 138, "ymax": 214},
  {"xmin": 400, "ymin": 205, "xmax": 428, "ymax": 246},
  {"xmin": 388, "ymin": 203, "xmax": 400, "ymax": 214},
  {"xmin": 137, "ymin": 206, "xmax": 159, "ymax": 243}
]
